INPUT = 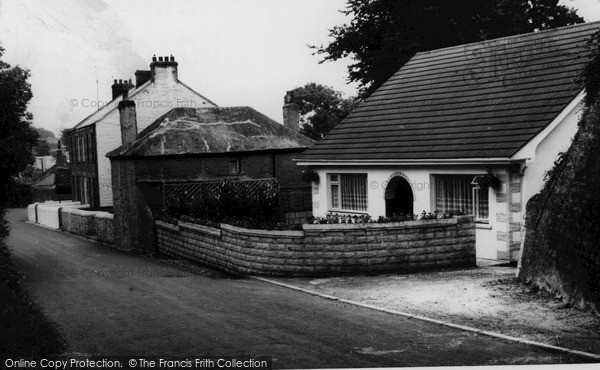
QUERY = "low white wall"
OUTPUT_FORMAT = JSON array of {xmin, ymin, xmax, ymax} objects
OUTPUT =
[
  {"xmin": 33, "ymin": 201, "xmax": 88, "ymax": 229},
  {"xmin": 27, "ymin": 203, "xmax": 37, "ymax": 223}
]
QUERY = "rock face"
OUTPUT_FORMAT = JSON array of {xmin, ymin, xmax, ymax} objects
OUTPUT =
[{"xmin": 519, "ymin": 82, "xmax": 600, "ymax": 311}]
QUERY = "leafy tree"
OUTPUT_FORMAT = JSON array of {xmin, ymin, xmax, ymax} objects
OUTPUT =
[
  {"xmin": 59, "ymin": 127, "xmax": 71, "ymax": 154},
  {"xmin": 288, "ymin": 82, "xmax": 358, "ymax": 140},
  {"xmin": 0, "ymin": 44, "xmax": 38, "ymax": 205},
  {"xmin": 34, "ymin": 139, "xmax": 51, "ymax": 156},
  {"xmin": 34, "ymin": 126, "xmax": 56, "ymax": 142},
  {"xmin": 314, "ymin": 0, "xmax": 584, "ymax": 97}
]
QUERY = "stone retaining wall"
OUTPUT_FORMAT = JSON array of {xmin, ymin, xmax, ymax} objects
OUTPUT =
[
  {"xmin": 60, "ymin": 208, "xmax": 114, "ymax": 244},
  {"xmin": 156, "ymin": 215, "xmax": 475, "ymax": 276}
]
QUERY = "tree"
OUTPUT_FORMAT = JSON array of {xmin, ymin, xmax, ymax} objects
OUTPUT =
[
  {"xmin": 0, "ymin": 44, "xmax": 38, "ymax": 205},
  {"xmin": 314, "ymin": 0, "xmax": 584, "ymax": 97},
  {"xmin": 59, "ymin": 127, "xmax": 71, "ymax": 154},
  {"xmin": 34, "ymin": 140, "xmax": 51, "ymax": 156},
  {"xmin": 288, "ymin": 82, "xmax": 358, "ymax": 140}
]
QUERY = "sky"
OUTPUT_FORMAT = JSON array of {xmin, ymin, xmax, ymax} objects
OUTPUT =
[{"xmin": 0, "ymin": 0, "xmax": 599, "ymax": 136}]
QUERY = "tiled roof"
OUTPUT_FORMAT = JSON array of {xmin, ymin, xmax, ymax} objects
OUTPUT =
[
  {"xmin": 107, "ymin": 106, "xmax": 314, "ymax": 157},
  {"xmin": 299, "ymin": 21, "xmax": 600, "ymax": 162}
]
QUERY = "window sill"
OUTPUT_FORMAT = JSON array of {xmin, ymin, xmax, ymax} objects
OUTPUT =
[
  {"xmin": 476, "ymin": 222, "xmax": 492, "ymax": 230},
  {"xmin": 328, "ymin": 209, "xmax": 369, "ymax": 215}
]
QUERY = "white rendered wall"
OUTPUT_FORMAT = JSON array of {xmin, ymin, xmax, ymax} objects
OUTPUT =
[
  {"xmin": 310, "ymin": 165, "xmax": 509, "ymax": 259},
  {"xmin": 33, "ymin": 201, "xmax": 87, "ymax": 229},
  {"xmin": 95, "ymin": 81, "xmax": 216, "ymax": 207},
  {"xmin": 519, "ymin": 102, "xmax": 582, "ymax": 207}
]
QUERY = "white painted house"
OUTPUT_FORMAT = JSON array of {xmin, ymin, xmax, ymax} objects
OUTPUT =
[
  {"xmin": 297, "ymin": 22, "xmax": 600, "ymax": 261},
  {"xmin": 67, "ymin": 56, "xmax": 217, "ymax": 207}
]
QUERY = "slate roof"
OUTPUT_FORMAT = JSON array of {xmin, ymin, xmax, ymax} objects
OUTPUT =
[
  {"xmin": 70, "ymin": 81, "xmax": 217, "ymax": 131},
  {"xmin": 107, "ymin": 106, "xmax": 315, "ymax": 157},
  {"xmin": 32, "ymin": 165, "xmax": 71, "ymax": 188},
  {"xmin": 299, "ymin": 21, "xmax": 600, "ymax": 162}
]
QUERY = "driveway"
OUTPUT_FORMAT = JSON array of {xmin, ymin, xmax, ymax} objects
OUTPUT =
[{"xmin": 5, "ymin": 208, "xmax": 592, "ymax": 368}]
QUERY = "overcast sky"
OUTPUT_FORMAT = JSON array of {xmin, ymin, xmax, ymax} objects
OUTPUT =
[{"xmin": 0, "ymin": 0, "xmax": 599, "ymax": 135}]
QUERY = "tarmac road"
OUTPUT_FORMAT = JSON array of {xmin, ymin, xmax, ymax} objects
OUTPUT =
[{"xmin": 5, "ymin": 208, "xmax": 592, "ymax": 368}]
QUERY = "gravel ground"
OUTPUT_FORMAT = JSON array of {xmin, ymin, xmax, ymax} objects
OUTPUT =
[{"xmin": 272, "ymin": 259, "xmax": 600, "ymax": 355}]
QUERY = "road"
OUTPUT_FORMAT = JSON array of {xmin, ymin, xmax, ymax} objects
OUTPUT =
[{"xmin": 5, "ymin": 208, "xmax": 590, "ymax": 368}]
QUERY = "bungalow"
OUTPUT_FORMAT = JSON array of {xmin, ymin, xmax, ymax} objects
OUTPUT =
[
  {"xmin": 66, "ymin": 55, "xmax": 217, "ymax": 208},
  {"xmin": 297, "ymin": 21, "xmax": 600, "ymax": 261},
  {"xmin": 107, "ymin": 98, "xmax": 314, "ymax": 251}
]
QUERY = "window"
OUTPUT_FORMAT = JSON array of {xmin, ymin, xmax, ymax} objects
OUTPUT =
[
  {"xmin": 229, "ymin": 158, "xmax": 241, "ymax": 174},
  {"xmin": 435, "ymin": 175, "xmax": 489, "ymax": 222},
  {"xmin": 329, "ymin": 173, "xmax": 368, "ymax": 211},
  {"xmin": 78, "ymin": 136, "xmax": 84, "ymax": 163},
  {"xmin": 471, "ymin": 176, "xmax": 490, "ymax": 221}
]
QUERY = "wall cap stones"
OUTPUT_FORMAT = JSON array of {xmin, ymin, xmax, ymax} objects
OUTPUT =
[
  {"xmin": 156, "ymin": 220, "xmax": 180, "ymax": 232},
  {"xmin": 179, "ymin": 221, "xmax": 221, "ymax": 237},
  {"xmin": 220, "ymin": 223, "xmax": 304, "ymax": 237}
]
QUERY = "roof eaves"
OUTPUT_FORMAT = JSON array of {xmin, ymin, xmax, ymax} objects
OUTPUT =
[
  {"xmin": 178, "ymin": 80, "xmax": 219, "ymax": 107},
  {"xmin": 294, "ymin": 158, "xmax": 521, "ymax": 166},
  {"xmin": 71, "ymin": 80, "xmax": 153, "ymax": 130}
]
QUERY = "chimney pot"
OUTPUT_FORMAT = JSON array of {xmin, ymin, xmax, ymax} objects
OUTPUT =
[
  {"xmin": 112, "ymin": 78, "xmax": 133, "ymax": 99},
  {"xmin": 150, "ymin": 54, "xmax": 179, "ymax": 84}
]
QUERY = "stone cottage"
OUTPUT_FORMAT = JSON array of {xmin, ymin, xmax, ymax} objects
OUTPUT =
[{"xmin": 107, "ymin": 99, "xmax": 314, "ymax": 251}]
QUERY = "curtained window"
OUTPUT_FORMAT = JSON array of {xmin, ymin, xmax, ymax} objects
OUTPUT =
[
  {"xmin": 472, "ymin": 176, "xmax": 490, "ymax": 221},
  {"xmin": 435, "ymin": 175, "xmax": 489, "ymax": 222},
  {"xmin": 329, "ymin": 173, "xmax": 368, "ymax": 211}
]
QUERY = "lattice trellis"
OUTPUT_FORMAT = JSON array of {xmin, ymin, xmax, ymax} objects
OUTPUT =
[{"xmin": 159, "ymin": 178, "xmax": 280, "ymax": 221}]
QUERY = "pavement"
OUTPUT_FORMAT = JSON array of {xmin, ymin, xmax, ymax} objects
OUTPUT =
[{"xmin": 5, "ymin": 208, "xmax": 596, "ymax": 368}]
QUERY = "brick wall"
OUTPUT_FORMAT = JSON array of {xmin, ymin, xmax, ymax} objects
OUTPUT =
[
  {"xmin": 284, "ymin": 211, "xmax": 313, "ymax": 225},
  {"xmin": 156, "ymin": 215, "xmax": 475, "ymax": 276}
]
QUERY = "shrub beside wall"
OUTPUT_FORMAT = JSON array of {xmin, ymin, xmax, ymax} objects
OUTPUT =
[{"xmin": 156, "ymin": 215, "xmax": 475, "ymax": 276}]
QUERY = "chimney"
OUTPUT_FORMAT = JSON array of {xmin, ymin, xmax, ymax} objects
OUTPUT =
[
  {"xmin": 283, "ymin": 90, "xmax": 300, "ymax": 131},
  {"xmin": 111, "ymin": 78, "xmax": 134, "ymax": 99},
  {"xmin": 55, "ymin": 140, "xmax": 67, "ymax": 167},
  {"xmin": 150, "ymin": 54, "xmax": 178, "ymax": 86},
  {"xmin": 135, "ymin": 70, "xmax": 152, "ymax": 87},
  {"xmin": 118, "ymin": 100, "xmax": 138, "ymax": 147}
]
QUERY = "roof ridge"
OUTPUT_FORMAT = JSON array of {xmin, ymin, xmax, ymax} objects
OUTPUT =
[{"xmin": 415, "ymin": 20, "xmax": 600, "ymax": 57}]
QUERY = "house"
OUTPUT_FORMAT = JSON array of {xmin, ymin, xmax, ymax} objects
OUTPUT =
[
  {"xmin": 296, "ymin": 21, "xmax": 600, "ymax": 261},
  {"xmin": 107, "ymin": 98, "xmax": 314, "ymax": 251},
  {"xmin": 31, "ymin": 141, "xmax": 71, "ymax": 203},
  {"xmin": 33, "ymin": 156, "xmax": 56, "ymax": 172},
  {"xmin": 66, "ymin": 55, "xmax": 217, "ymax": 208}
]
